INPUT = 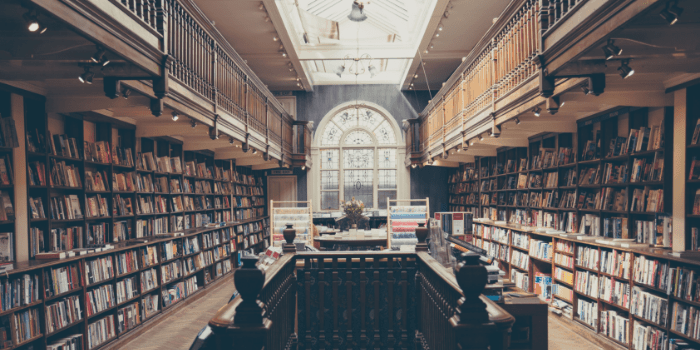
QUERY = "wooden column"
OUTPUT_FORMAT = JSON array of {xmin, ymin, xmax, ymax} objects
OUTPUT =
[
  {"xmin": 673, "ymin": 89, "xmax": 687, "ymax": 251},
  {"xmin": 10, "ymin": 94, "xmax": 28, "ymax": 262}
]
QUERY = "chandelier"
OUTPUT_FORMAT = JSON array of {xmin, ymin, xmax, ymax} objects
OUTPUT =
[
  {"xmin": 334, "ymin": 54, "xmax": 377, "ymax": 78},
  {"xmin": 348, "ymin": 1, "xmax": 369, "ymax": 22}
]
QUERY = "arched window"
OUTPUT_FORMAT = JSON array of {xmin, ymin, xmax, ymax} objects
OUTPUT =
[{"xmin": 316, "ymin": 105, "xmax": 401, "ymax": 210}]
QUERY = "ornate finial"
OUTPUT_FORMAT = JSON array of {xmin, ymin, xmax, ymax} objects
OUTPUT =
[
  {"xmin": 414, "ymin": 222, "xmax": 429, "ymax": 252},
  {"xmin": 454, "ymin": 252, "xmax": 489, "ymax": 324},
  {"xmin": 282, "ymin": 224, "xmax": 297, "ymax": 253},
  {"xmin": 233, "ymin": 256, "xmax": 265, "ymax": 325}
]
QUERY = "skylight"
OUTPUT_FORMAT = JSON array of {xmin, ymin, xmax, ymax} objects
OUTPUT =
[{"xmin": 275, "ymin": 0, "xmax": 438, "ymax": 86}]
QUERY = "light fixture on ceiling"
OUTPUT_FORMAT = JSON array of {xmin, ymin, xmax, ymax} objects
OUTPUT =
[
  {"xmin": 438, "ymin": 23, "xmax": 444, "ymax": 31},
  {"xmin": 414, "ymin": 74, "xmax": 418, "ymax": 79},
  {"xmin": 252, "ymin": 148, "xmax": 258, "ymax": 154},
  {"xmin": 296, "ymin": 81, "xmax": 302, "ymax": 87},
  {"xmin": 348, "ymin": 1, "xmax": 368, "ymax": 22},
  {"xmin": 23, "ymin": 10, "xmax": 47, "ymax": 33},
  {"xmin": 171, "ymin": 112, "xmax": 179, "ymax": 121},
  {"xmin": 618, "ymin": 60, "xmax": 634, "ymax": 79},
  {"xmin": 514, "ymin": 117, "xmax": 521, "ymax": 125},
  {"xmin": 470, "ymin": 139, "xmax": 475, "ymax": 146},
  {"xmin": 288, "ymin": 62, "xmax": 294, "ymax": 71},
  {"xmin": 660, "ymin": 1, "xmax": 682, "ymax": 25},
  {"xmin": 411, "ymin": 164, "xmax": 417, "ymax": 168},
  {"xmin": 435, "ymin": 32, "xmax": 440, "ymax": 37},
  {"xmin": 429, "ymin": 44, "xmax": 434, "ymax": 49},
  {"xmin": 368, "ymin": 65, "xmax": 378, "ymax": 78},
  {"xmin": 78, "ymin": 67, "xmax": 94, "ymax": 84},
  {"xmin": 581, "ymin": 85, "xmax": 591, "ymax": 95},
  {"xmin": 91, "ymin": 47, "xmax": 110, "ymax": 66},
  {"xmin": 264, "ymin": 15, "xmax": 270, "ymax": 22},
  {"xmin": 533, "ymin": 107, "xmax": 541, "ymax": 117},
  {"xmin": 423, "ymin": 49, "xmax": 429, "ymax": 54},
  {"xmin": 121, "ymin": 88, "xmax": 132, "ymax": 99},
  {"xmin": 301, "ymin": 166, "xmax": 306, "ymax": 170},
  {"xmin": 336, "ymin": 53, "xmax": 375, "ymax": 78},
  {"xmin": 273, "ymin": 35, "xmax": 279, "ymax": 41},
  {"xmin": 229, "ymin": 137, "xmax": 234, "ymax": 145},
  {"xmin": 334, "ymin": 65, "xmax": 345, "ymax": 78},
  {"xmin": 258, "ymin": 2, "xmax": 264, "ymax": 10},
  {"xmin": 602, "ymin": 39, "xmax": 622, "ymax": 60},
  {"xmin": 190, "ymin": 120, "xmax": 197, "ymax": 128},
  {"xmin": 478, "ymin": 134, "xmax": 484, "ymax": 141}
]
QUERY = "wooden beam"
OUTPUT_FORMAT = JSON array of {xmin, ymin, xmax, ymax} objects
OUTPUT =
[{"xmin": 135, "ymin": 122, "xmax": 203, "ymax": 138}]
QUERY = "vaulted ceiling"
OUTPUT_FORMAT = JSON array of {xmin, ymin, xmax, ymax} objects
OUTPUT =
[{"xmin": 193, "ymin": 0, "xmax": 510, "ymax": 91}]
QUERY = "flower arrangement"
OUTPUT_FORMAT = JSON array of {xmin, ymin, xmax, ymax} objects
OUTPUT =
[{"xmin": 340, "ymin": 197, "xmax": 365, "ymax": 226}]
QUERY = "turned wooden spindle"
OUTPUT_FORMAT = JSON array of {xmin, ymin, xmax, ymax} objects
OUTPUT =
[
  {"xmin": 282, "ymin": 223, "xmax": 297, "ymax": 253},
  {"xmin": 414, "ymin": 222, "xmax": 429, "ymax": 252},
  {"xmin": 230, "ymin": 255, "xmax": 270, "ymax": 350}
]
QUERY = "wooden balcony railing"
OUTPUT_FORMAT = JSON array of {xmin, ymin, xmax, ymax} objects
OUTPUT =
[
  {"xmin": 117, "ymin": 0, "xmax": 159, "ymax": 33},
  {"xmin": 542, "ymin": 0, "xmax": 589, "ymax": 35},
  {"xmin": 207, "ymin": 234, "xmax": 514, "ymax": 350},
  {"xmin": 416, "ymin": 0, "xmax": 542, "ymax": 155}
]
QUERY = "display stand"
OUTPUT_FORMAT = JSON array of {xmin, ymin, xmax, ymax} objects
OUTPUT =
[
  {"xmin": 270, "ymin": 200, "xmax": 312, "ymax": 248},
  {"xmin": 386, "ymin": 198, "xmax": 429, "ymax": 250}
]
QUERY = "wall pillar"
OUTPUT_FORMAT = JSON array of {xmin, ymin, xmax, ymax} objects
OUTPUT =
[
  {"xmin": 11, "ymin": 94, "xmax": 28, "ymax": 262},
  {"xmin": 673, "ymin": 89, "xmax": 687, "ymax": 251}
]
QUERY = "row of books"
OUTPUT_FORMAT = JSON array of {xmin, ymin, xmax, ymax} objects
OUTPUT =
[
  {"xmin": 600, "ymin": 310, "xmax": 629, "ymax": 344},
  {"xmin": 630, "ymin": 286, "xmax": 668, "ymax": 327},
  {"xmin": 599, "ymin": 276, "xmax": 630, "ymax": 308},
  {"xmin": 46, "ymin": 295, "xmax": 82, "ymax": 333},
  {"xmin": 51, "ymin": 160, "xmax": 82, "ymax": 188},
  {"xmin": 87, "ymin": 314, "xmax": 116, "ymax": 349},
  {"xmin": 631, "ymin": 154, "xmax": 664, "ymax": 182},
  {"xmin": 116, "ymin": 302, "xmax": 141, "ymax": 334},
  {"xmin": 0, "ymin": 274, "xmax": 40, "ymax": 312}
]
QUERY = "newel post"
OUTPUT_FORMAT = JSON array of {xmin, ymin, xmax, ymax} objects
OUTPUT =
[
  {"xmin": 230, "ymin": 256, "xmax": 270, "ymax": 350},
  {"xmin": 414, "ymin": 222, "xmax": 429, "ymax": 252},
  {"xmin": 282, "ymin": 223, "xmax": 297, "ymax": 253},
  {"xmin": 449, "ymin": 253, "xmax": 492, "ymax": 350}
]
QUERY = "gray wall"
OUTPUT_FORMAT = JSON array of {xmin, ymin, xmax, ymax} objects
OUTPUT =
[{"xmin": 276, "ymin": 84, "xmax": 447, "ymax": 214}]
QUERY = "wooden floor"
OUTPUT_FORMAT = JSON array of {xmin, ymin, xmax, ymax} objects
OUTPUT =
[
  {"xmin": 111, "ymin": 280, "xmax": 607, "ymax": 350},
  {"xmin": 109, "ymin": 278, "xmax": 236, "ymax": 350}
]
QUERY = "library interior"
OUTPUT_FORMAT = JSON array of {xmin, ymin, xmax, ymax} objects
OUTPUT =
[{"xmin": 0, "ymin": 0, "xmax": 700, "ymax": 349}]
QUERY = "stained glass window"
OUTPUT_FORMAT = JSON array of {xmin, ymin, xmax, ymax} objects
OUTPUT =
[
  {"xmin": 332, "ymin": 110, "xmax": 357, "ymax": 130},
  {"xmin": 344, "ymin": 149, "xmax": 374, "ymax": 169},
  {"xmin": 321, "ymin": 170, "xmax": 339, "ymax": 190},
  {"xmin": 321, "ymin": 123, "xmax": 342, "ymax": 145},
  {"xmin": 344, "ymin": 130, "xmax": 373, "ymax": 145},
  {"xmin": 373, "ymin": 120, "xmax": 396, "ymax": 144},
  {"xmin": 378, "ymin": 149, "xmax": 396, "ymax": 168},
  {"xmin": 317, "ymin": 105, "xmax": 400, "ymax": 209},
  {"xmin": 320, "ymin": 149, "xmax": 339, "ymax": 169},
  {"xmin": 344, "ymin": 170, "xmax": 373, "ymax": 205}
]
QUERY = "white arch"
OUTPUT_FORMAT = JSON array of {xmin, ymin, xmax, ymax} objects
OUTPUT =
[
  {"xmin": 309, "ymin": 101, "xmax": 410, "ymax": 211},
  {"xmin": 312, "ymin": 100, "xmax": 404, "ymax": 148}
]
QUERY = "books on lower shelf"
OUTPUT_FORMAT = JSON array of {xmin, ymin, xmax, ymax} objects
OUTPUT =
[
  {"xmin": 45, "ymin": 264, "xmax": 81, "ymax": 298},
  {"xmin": 140, "ymin": 268, "xmax": 158, "ymax": 293},
  {"xmin": 162, "ymin": 282, "xmax": 185, "ymax": 308},
  {"xmin": 86, "ymin": 284, "xmax": 115, "ymax": 317},
  {"xmin": 600, "ymin": 276, "xmax": 630, "ymax": 309},
  {"xmin": 13, "ymin": 307, "xmax": 41, "ymax": 343},
  {"xmin": 0, "ymin": 274, "xmax": 40, "ymax": 312},
  {"xmin": 534, "ymin": 272, "xmax": 552, "ymax": 302},
  {"xmin": 632, "ymin": 321, "xmax": 667, "ymax": 350},
  {"xmin": 141, "ymin": 293, "xmax": 159, "ymax": 320},
  {"xmin": 576, "ymin": 245, "xmax": 599, "ymax": 271},
  {"xmin": 510, "ymin": 250, "xmax": 529, "ymax": 271},
  {"xmin": 575, "ymin": 270, "xmax": 599, "ymax": 298},
  {"xmin": 47, "ymin": 334, "xmax": 83, "ymax": 350},
  {"xmin": 552, "ymin": 284, "xmax": 573, "ymax": 303},
  {"xmin": 633, "ymin": 255, "xmax": 671, "ymax": 290},
  {"xmin": 529, "ymin": 239, "xmax": 552, "ymax": 261},
  {"xmin": 630, "ymin": 286, "xmax": 668, "ymax": 327},
  {"xmin": 600, "ymin": 310, "xmax": 629, "ymax": 344},
  {"xmin": 161, "ymin": 260, "xmax": 182, "ymax": 284},
  {"xmin": 600, "ymin": 250, "xmax": 632, "ymax": 279},
  {"xmin": 115, "ymin": 277, "xmax": 138, "ymax": 304},
  {"xmin": 554, "ymin": 267, "xmax": 574, "ymax": 285},
  {"xmin": 45, "ymin": 295, "xmax": 82, "ymax": 333},
  {"xmin": 85, "ymin": 256, "xmax": 114, "ymax": 286},
  {"xmin": 512, "ymin": 270, "xmax": 528, "ymax": 291},
  {"xmin": 87, "ymin": 315, "xmax": 116, "ymax": 349},
  {"xmin": 50, "ymin": 195, "xmax": 83, "ymax": 221},
  {"xmin": 116, "ymin": 302, "xmax": 140, "ymax": 334},
  {"xmin": 577, "ymin": 298, "xmax": 598, "ymax": 330}
]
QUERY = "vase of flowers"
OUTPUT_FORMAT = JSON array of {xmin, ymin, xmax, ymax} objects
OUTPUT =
[{"xmin": 340, "ymin": 197, "xmax": 365, "ymax": 227}]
